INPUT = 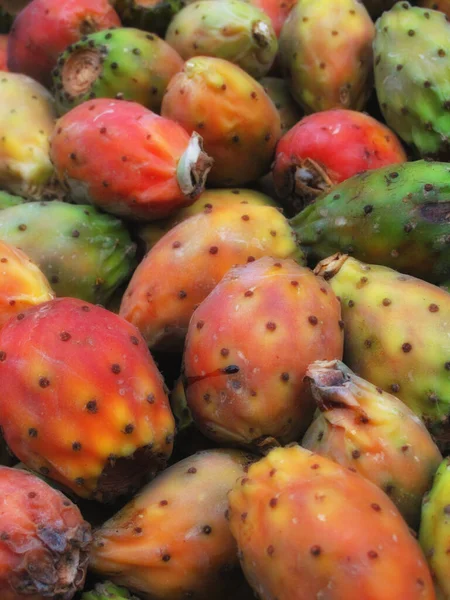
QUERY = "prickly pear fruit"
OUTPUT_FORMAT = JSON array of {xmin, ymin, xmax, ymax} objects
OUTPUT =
[
  {"xmin": 183, "ymin": 257, "xmax": 343, "ymax": 448},
  {"xmin": 0, "ymin": 34, "xmax": 8, "ymax": 70},
  {"xmin": 0, "ymin": 201, "xmax": 136, "ymax": 304},
  {"xmin": 82, "ymin": 582, "xmax": 140, "ymax": 599},
  {"xmin": 120, "ymin": 203, "xmax": 305, "ymax": 349},
  {"xmin": 248, "ymin": 0, "xmax": 296, "ymax": 36},
  {"xmin": 228, "ymin": 444, "xmax": 435, "ymax": 600},
  {"xmin": 0, "ymin": 465, "xmax": 92, "ymax": 600},
  {"xmin": 302, "ymin": 359, "xmax": 442, "ymax": 528},
  {"xmin": 291, "ymin": 160, "xmax": 450, "ymax": 283},
  {"xmin": 374, "ymin": 2, "xmax": 450, "ymax": 159},
  {"xmin": 418, "ymin": 0, "xmax": 450, "ymax": 16},
  {"xmin": 54, "ymin": 28, "xmax": 183, "ymax": 115},
  {"xmin": 165, "ymin": 0, "xmax": 278, "ymax": 79},
  {"xmin": 90, "ymin": 449, "xmax": 253, "ymax": 599},
  {"xmin": 51, "ymin": 99, "xmax": 212, "ymax": 221},
  {"xmin": 114, "ymin": 0, "xmax": 183, "ymax": 37},
  {"xmin": 0, "ymin": 73, "xmax": 56, "ymax": 199},
  {"xmin": 161, "ymin": 56, "xmax": 281, "ymax": 186},
  {"xmin": 315, "ymin": 254, "xmax": 450, "ymax": 449},
  {"xmin": 279, "ymin": 0, "xmax": 375, "ymax": 114},
  {"xmin": 420, "ymin": 457, "xmax": 450, "ymax": 599},
  {"xmin": 363, "ymin": 0, "xmax": 397, "ymax": 17},
  {"xmin": 7, "ymin": 0, "xmax": 121, "ymax": 88},
  {"xmin": 0, "ymin": 240, "xmax": 54, "ymax": 331},
  {"xmin": 260, "ymin": 77, "xmax": 302, "ymax": 134},
  {"xmin": 0, "ymin": 297, "xmax": 176, "ymax": 501},
  {"xmin": 273, "ymin": 109, "xmax": 406, "ymax": 214},
  {"xmin": 0, "ymin": 191, "xmax": 25, "ymax": 210}
]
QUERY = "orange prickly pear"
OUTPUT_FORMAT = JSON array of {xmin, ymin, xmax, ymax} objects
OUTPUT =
[{"xmin": 228, "ymin": 444, "xmax": 436, "ymax": 600}]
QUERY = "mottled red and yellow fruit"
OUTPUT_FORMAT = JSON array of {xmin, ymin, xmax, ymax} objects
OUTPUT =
[
  {"xmin": 228, "ymin": 445, "xmax": 435, "ymax": 600},
  {"xmin": 249, "ymin": 0, "xmax": 296, "ymax": 36},
  {"xmin": 183, "ymin": 257, "xmax": 343, "ymax": 447},
  {"xmin": 0, "ymin": 298, "xmax": 175, "ymax": 501},
  {"xmin": 0, "ymin": 466, "xmax": 91, "ymax": 600},
  {"xmin": 90, "ymin": 450, "xmax": 253, "ymax": 600},
  {"xmin": 0, "ymin": 241, "xmax": 54, "ymax": 331}
]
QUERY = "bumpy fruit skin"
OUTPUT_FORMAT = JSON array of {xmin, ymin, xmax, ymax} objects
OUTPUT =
[
  {"xmin": 291, "ymin": 160, "xmax": 450, "ymax": 283},
  {"xmin": 50, "ymin": 99, "xmax": 212, "ymax": 221},
  {"xmin": 183, "ymin": 257, "xmax": 343, "ymax": 447},
  {"xmin": 374, "ymin": 2, "xmax": 450, "ymax": 159},
  {"xmin": 302, "ymin": 360, "xmax": 442, "ymax": 528},
  {"xmin": 260, "ymin": 77, "xmax": 302, "ymax": 135},
  {"xmin": 248, "ymin": 0, "xmax": 296, "ymax": 36},
  {"xmin": 165, "ymin": 0, "xmax": 278, "ymax": 79},
  {"xmin": 363, "ymin": 0, "xmax": 397, "ymax": 17},
  {"xmin": 0, "ymin": 35, "xmax": 8, "ymax": 70},
  {"xmin": 418, "ymin": 0, "xmax": 450, "ymax": 15},
  {"xmin": 54, "ymin": 28, "xmax": 183, "ymax": 115},
  {"xmin": 0, "ymin": 241, "xmax": 54, "ymax": 332},
  {"xmin": 273, "ymin": 109, "xmax": 406, "ymax": 214},
  {"xmin": 0, "ymin": 201, "xmax": 136, "ymax": 304},
  {"xmin": 114, "ymin": 0, "xmax": 183, "ymax": 37},
  {"xmin": 0, "ymin": 191, "xmax": 25, "ymax": 210},
  {"xmin": 82, "ymin": 581, "xmax": 140, "ymax": 599},
  {"xmin": 0, "ymin": 298, "xmax": 176, "ymax": 501},
  {"xmin": 161, "ymin": 56, "xmax": 281, "ymax": 186},
  {"xmin": 279, "ymin": 0, "xmax": 375, "ymax": 114},
  {"xmin": 229, "ymin": 445, "xmax": 435, "ymax": 600},
  {"xmin": 90, "ymin": 450, "xmax": 252, "ymax": 600},
  {"xmin": 7, "ymin": 0, "xmax": 121, "ymax": 88},
  {"xmin": 0, "ymin": 466, "xmax": 92, "ymax": 600},
  {"xmin": 0, "ymin": 73, "xmax": 56, "ymax": 199},
  {"xmin": 315, "ymin": 255, "xmax": 450, "ymax": 449},
  {"xmin": 120, "ymin": 204, "xmax": 305, "ymax": 350}
]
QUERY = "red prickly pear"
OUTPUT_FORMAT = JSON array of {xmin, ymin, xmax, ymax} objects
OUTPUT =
[
  {"xmin": 273, "ymin": 109, "xmax": 407, "ymax": 214},
  {"xmin": 0, "ymin": 35, "xmax": 8, "ymax": 70},
  {"xmin": 249, "ymin": 0, "xmax": 296, "ymax": 37},
  {"xmin": 183, "ymin": 257, "xmax": 343, "ymax": 448},
  {"xmin": 50, "ymin": 99, "xmax": 213, "ymax": 221},
  {"xmin": 228, "ymin": 444, "xmax": 436, "ymax": 600},
  {"xmin": 0, "ymin": 297, "xmax": 176, "ymax": 502},
  {"xmin": 0, "ymin": 465, "xmax": 92, "ymax": 600},
  {"xmin": 7, "ymin": 0, "xmax": 121, "ymax": 88}
]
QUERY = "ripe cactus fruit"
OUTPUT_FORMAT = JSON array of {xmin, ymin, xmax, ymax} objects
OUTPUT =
[
  {"xmin": 0, "ymin": 297, "xmax": 176, "ymax": 501},
  {"xmin": 315, "ymin": 254, "xmax": 450, "ymax": 449},
  {"xmin": 50, "ymin": 99, "xmax": 212, "ymax": 221},
  {"xmin": 0, "ymin": 240, "xmax": 54, "ymax": 331},
  {"xmin": 183, "ymin": 257, "xmax": 343, "ymax": 447},
  {"xmin": 90, "ymin": 449, "xmax": 253, "ymax": 599},
  {"xmin": 273, "ymin": 109, "xmax": 406, "ymax": 214},
  {"xmin": 260, "ymin": 77, "xmax": 302, "ymax": 135},
  {"xmin": 82, "ymin": 582, "xmax": 140, "ymax": 599},
  {"xmin": 7, "ymin": 0, "xmax": 121, "ymax": 88},
  {"xmin": 279, "ymin": 0, "xmax": 375, "ymax": 114},
  {"xmin": 114, "ymin": 0, "xmax": 183, "ymax": 37},
  {"xmin": 53, "ymin": 28, "xmax": 183, "ymax": 115},
  {"xmin": 0, "ymin": 35, "xmax": 8, "ymax": 70},
  {"xmin": 228, "ymin": 444, "xmax": 435, "ymax": 600},
  {"xmin": 0, "ymin": 191, "xmax": 25, "ymax": 210},
  {"xmin": 374, "ymin": 2, "xmax": 450, "ymax": 159},
  {"xmin": 248, "ymin": 0, "xmax": 296, "ymax": 37},
  {"xmin": 161, "ymin": 56, "xmax": 281, "ymax": 186},
  {"xmin": 0, "ymin": 73, "xmax": 56, "ymax": 200},
  {"xmin": 120, "ymin": 203, "xmax": 305, "ymax": 349},
  {"xmin": 418, "ymin": 0, "xmax": 450, "ymax": 16},
  {"xmin": 165, "ymin": 0, "xmax": 278, "ymax": 79},
  {"xmin": 0, "ymin": 466, "xmax": 92, "ymax": 600},
  {"xmin": 0, "ymin": 201, "xmax": 136, "ymax": 304},
  {"xmin": 302, "ymin": 360, "xmax": 442, "ymax": 528},
  {"xmin": 290, "ymin": 160, "xmax": 450, "ymax": 284}
]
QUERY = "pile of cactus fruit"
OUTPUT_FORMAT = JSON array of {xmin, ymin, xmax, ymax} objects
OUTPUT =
[{"xmin": 1, "ymin": 0, "xmax": 450, "ymax": 598}]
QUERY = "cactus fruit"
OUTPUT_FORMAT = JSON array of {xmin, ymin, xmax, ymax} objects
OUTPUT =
[
  {"xmin": 290, "ymin": 160, "xmax": 450, "ymax": 284},
  {"xmin": 90, "ymin": 449, "xmax": 253, "ymax": 600},
  {"xmin": 302, "ymin": 360, "xmax": 442, "ymax": 528},
  {"xmin": 7, "ymin": 0, "xmax": 121, "ymax": 88},
  {"xmin": 120, "ymin": 203, "xmax": 305, "ymax": 350},
  {"xmin": 260, "ymin": 77, "xmax": 302, "ymax": 135},
  {"xmin": 161, "ymin": 56, "xmax": 281, "ymax": 186},
  {"xmin": 315, "ymin": 254, "xmax": 450, "ymax": 450},
  {"xmin": 228, "ymin": 444, "xmax": 435, "ymax": 600},
  {"xmin": 53, "ymin": 28, "xmax": 183, "ymax": 115},
  {"xmin": 50, "ymin": 99, "xmax": 213, "ymax": 221},
  {"xmin": 0, "ymin": 73, "xmax": 56, "ymax": 200},
  {"xmin": 113, "ymin": 0, "xmax": 183, "ymax": 37},
  {"xmin": 165, "ymin": 0, "xmax": 278, "ymax": 79},
  {"xmin": 0, "ymin": 240, "xmax": 54, "ymax": 332},
  {"xmin": 0, "ymin": 297, "xmax": 176, "ymax": 501},
  {"xmin": 279, "ymin": 0, "xmax": 375, "ymax": 114},
  {"xmin": 374, "ymin": 2, "xmax": 450, "ymax": 159},
  {"xmin": 0, "ymin": 201, "xmax": 136, "ymax": 304},
  {"xmin": 0, "ymin": 191, "xmax": 25, "ymax": 210},
  {"xmin": 82, "ymin": 582, "xmax": 140, "ymax": 600},
  {"xmin": 0, "ymin": 466, "xmax": 92, "ymax": 600},
  {"xmin": 273, "ymin": 109, "xmax": 407, "ymax": 214},
  {"xmin": 418, "ymin": 0, "xmax": 450, "ymax": 16},
  {"xmin": 183, "ymin": 257, "xmax": 343, "ymax": 448},
  {"xmin": 0, "ymin": 34, "xmax": 8, "ymax": 70},
  {"xmin": 248, "ymin": 0, "xmax": 296, "ymax": 37}
]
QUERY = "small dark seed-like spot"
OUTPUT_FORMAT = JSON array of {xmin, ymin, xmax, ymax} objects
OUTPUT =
[
  {"xmin": 86, "ymin": 400, "xmax": 98, "ymax": 413},
  {"xmin": 162, "ymin": 554, "xmax": 171, "ymax": 562},
  {"xmin": 368, "ymin": 550, "xmax": 378, "ymax": 559},
  {"xmin": 209, "ymin": 246, "xmax": 218, "ymax": 255},
  {"xmin": 0, "ymin": 351, "xmax": 6, "ymax": 362},
  {"xmin": 197, "ymin": 320, "xmax": 204, "ymax": 330},
  {"xmin": 267, "ymin": 545, "xmax": 274, "ymax": 556},
  {"xmin": 308, "ymin": 315, "xmax": 318, "ymax": 325},
  {"xmin": 124, "ymin": 424, "xmax": 134, "ymax": 434},
  {"xmin": 221, "ymin": 348, "xmax": 230, "ymax": 357},
  {"xmin": 429, "ymin": 304, "xmax": 439, "ymax": 312},
  {"xmin": 244, "ymin": 290, "xmax": 253, "ymax": 297},
  {"xmin": 391, "ymin": 383, "xmax": 400, "ymax": 393},
  {"xmin": 72, "ymin": 442, "xmax": 81, "ymax": 451},
  {"xmin": 59, "ymin": 331, "xmax": 71, "ymax": 341},
  {"xmin": 187, "ymin": 467, "xmax": 197, "ymax": 474},
  {"xmin": 28, "ymin": 428, "xmax": 38, "ymax": 438},
  {"xmin": 39, "ymin": 377, "xmax": 50, "ymax": 388},
  {"xmin": 269, "ymin": 498, "xmax": 278, "ymax": 508},
  {"xmin": 281, "ymin": 372, "xmax": 290, "ymax": 382},
  {"xmin": 111, "ymin": 364, "xmax": 121, "ymax": 374},
  {"xmin": 203, "ymin": 525, "xmax": 212, "ymax": 534},
  {"xmin": 402, "ymin": 343, "xmax": 412, "ymax": 353},
  {"xmin": 382, "ymin": 298, "xmax": 392, "ymax": 306},
  {"xmin": 310, "ymin": 545, "xmax": 321, "ymax": 556},
  {"xmin": 371, "ymin": 503, "xmax": 381, "ymax": 512},
  {"xmin": 266, "ymin": 322, "xmax": 276, "ymax": 331},
  {"xmin": 352, "ymin": 450, "xmax": 361, "ymax": 459}
]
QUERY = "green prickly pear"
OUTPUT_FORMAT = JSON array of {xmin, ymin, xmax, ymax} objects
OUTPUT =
[
  {"xmin": 0, "ymin": 191, "xmax": 25, "ymax": 210},
  {"xmin": 290, "ymin": 160, "xmax": 450, "ymax": 284},
  {"xmin": 315, "ymin": 254, "xmax": 450, "ymax": 450},
  {"xmin": 82, "ymin": 581, "xmax": 140, "ymax": 599},
  {"xmin": 374, "ymin": 2, "xmax": 450, "ymax": 159},
  {"xmin": 302, "ymin": 359, "xmax": 442, "ymax": 528}
]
